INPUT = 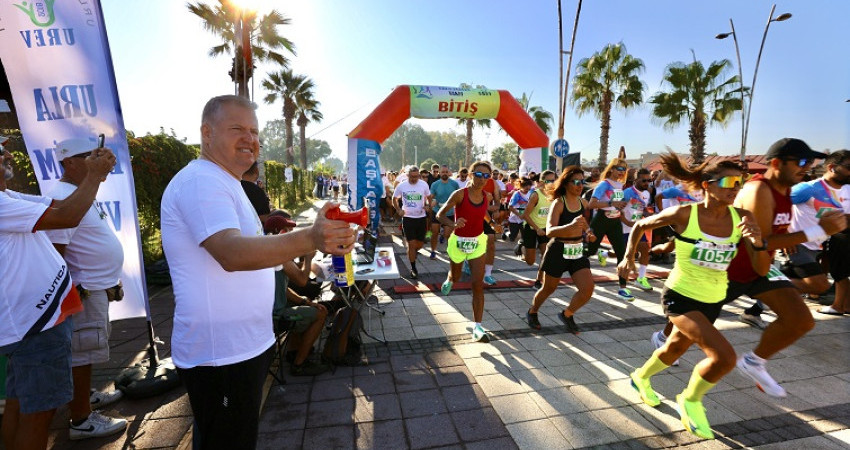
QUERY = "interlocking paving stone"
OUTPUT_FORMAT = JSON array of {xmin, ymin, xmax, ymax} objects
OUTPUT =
[
  {"xmin": 355, "ymin": 419, "xmax": 408, "ymax": 449},
  {"xmin": 399, "ymin": 388, "xmax": 448, "ymax": 418},
  {"xmin": 353, "ymin": 393, "xmax": 402, "ymax": 423},
  {"xmin": 405, "ymin": 413, "xmax": 460, "ymax": 449},
  {"xmin": 451, "ymin": 407, "xmax": 510, "ymax": 441},
  {"xmin": 302, "ymin": 425, "xmax": 354, "ymax": 450}
]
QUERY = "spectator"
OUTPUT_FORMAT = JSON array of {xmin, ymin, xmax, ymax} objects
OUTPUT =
[
  {"xmin": 45, "ymin": 139, "xmax": 128, "ymax": 440},
  {"xmin": 0, "ymin": 139, "xmax": 116, "ymax": 450},
  {"xmin": 241, "ymin": 161, "xmax": 272, "ymax": 223},
  {"xmin": 160, "ymin": 95, "xmax": 356, "ymax": 449}
]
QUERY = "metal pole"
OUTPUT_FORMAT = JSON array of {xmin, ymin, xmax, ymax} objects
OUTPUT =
[
  {"xmin": 743, "ymin": 4, "xmax": 777, "ymax": 154},
  {"xmin": 728, "ymin": 19, "xmax": 746, "ymax": 159},
  {"xmin": 556, "ymin": 0, "xmax": 582, "ymax": 173}
]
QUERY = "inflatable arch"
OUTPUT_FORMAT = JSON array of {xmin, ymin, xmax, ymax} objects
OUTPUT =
[{"xmin": 347, "ymin": 84, "xmax": 549, "ymax": 231}]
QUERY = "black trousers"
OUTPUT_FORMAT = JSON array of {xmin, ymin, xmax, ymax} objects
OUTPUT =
[{"xmin": 178, "ymin": 345, "xmax": 275, "ymax": 450}]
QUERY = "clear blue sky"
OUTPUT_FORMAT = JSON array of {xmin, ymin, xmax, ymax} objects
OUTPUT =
[{"xmin": 102, "ymin": 0, "xmax": 850, "ymax": 163}]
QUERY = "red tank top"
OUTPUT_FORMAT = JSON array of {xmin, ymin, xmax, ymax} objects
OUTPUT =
[
  {"xmin": 727, "ymin": 174, "xmax": 793, "ymax": 283},
  {"xmin": 454, "ymin": 188, "xmax": 488, "ymax": 237}
]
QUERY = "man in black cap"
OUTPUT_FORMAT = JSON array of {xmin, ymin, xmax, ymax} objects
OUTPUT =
[{"xmin": 650, "ymin": 138, "xmax": 846, "ymax": 400}]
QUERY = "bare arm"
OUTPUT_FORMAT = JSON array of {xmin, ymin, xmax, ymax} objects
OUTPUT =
[
  {"xmin": 736, "ymin": 208, "xmax": 771, "ymax": 277},
  {"xmin": 201, "ymin": 203, "xmax": 356, "ymax": 272},
  {"xmin": 625, "ymin": 206, "xmax": 688, "ymax": 260},
  {"xmin": 282, "ymin": 260, "xmax": 310, "ymax": 287},
  {"xmin": 35, "ymin": 149, "xmax": 116, "ymax": 231},
  {"xmin": 521, "ymin": 192, "xmax": 539, "ymax": 228},
  {"xmin": 437, "ymin": 189, "xmax": 463, "ymax": 227}
]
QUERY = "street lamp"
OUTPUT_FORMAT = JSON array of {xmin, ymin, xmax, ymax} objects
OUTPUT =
[{"xmin": 716, "ymin": 4, "xmax": 791, "ymax": 159}]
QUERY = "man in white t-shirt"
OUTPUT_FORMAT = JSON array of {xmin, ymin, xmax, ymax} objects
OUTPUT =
[
  {"xmin": 0, "ymin": 139, "xmax": 116, "ymax": 450},
  {"xmin": 160, "ymin": 95, "xmax": 356, "ymax": 449},
  {"xmin": 393, "ymin": 166, "xmax": 431, "ymax": 279},
  {"xmin": 45, "ymin": 138, "xmax": 127, "ymax": 440}
]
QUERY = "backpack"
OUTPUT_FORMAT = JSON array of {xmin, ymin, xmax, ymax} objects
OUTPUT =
[{"xmin": 322, "ymin": 306, "xmax": 363, "ymax": 366}]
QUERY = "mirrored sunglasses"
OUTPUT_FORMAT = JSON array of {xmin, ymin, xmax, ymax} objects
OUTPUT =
[
  {"xmin": 569, "ymin": 179, "xmax": 586, "ymax": 186},
  {"xmin": 783, "ymin": 158, "xmax": 809, "ymax": 168},
  {"xmin": 473, "ymin": 171, "xmax": 491, "ymax": 179},
  {"xmin": 613, "ymin": 166, "xmax": 627, "ymax": 172},
  {"xmin": 709, "ymin": 175, "xmax": 743, "ymax": 189}
]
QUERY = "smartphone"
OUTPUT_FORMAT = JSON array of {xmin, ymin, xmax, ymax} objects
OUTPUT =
[
  {"xmin": 97, "ymin": 133, "xmax": 105, "ymax": 148},
  {"xmin": 356, "ymin": 268, "xmax": 374, "ymax": 275}
]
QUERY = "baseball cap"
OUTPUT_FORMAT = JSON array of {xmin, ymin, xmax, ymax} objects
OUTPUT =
[
  {"xmin": 264, "ymin": 215, "xmax": 297, "ymax": 234},
  {"xmin": 764, "ymin": 138, "xmax": 827, "ymax": 161},
  {"xmin": 55, "ymin": 138, "xmax": 96, "ymax": 161}
]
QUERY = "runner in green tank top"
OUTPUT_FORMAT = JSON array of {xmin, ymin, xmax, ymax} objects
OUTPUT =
[
  {"xmin": 521, "ymin": 170, "xmax": 556, "ymax": 288},
  {"xmin": 617, "ymin": 153, "xmax": 771, "ymax": 441}
]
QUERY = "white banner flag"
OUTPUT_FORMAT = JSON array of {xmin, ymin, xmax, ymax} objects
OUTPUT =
[{"xmin": 0, "ymin": 0, "xmax": 147, "ymax": 320}]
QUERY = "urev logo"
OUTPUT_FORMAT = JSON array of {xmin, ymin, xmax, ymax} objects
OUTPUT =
[{"xmin": 14, "ymin": 0, "xmax": 57, "ymax": 27}]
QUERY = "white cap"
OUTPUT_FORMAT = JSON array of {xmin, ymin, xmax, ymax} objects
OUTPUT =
[{"xmin": 55, "ymin": 138, "xmax": 96, "ymax": 161}]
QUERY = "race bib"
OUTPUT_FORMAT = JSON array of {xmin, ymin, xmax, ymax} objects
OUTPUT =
[
  {"xmin": 456, "ymin": 236, "xmax": 479, "ymax": 254},
  {"xmin": 404, "ymin": 192, "xmax": 423, "ymax": 208},
  {"xmin": 816, "ymin": 207, "xmax": 836, "ymax": 218},
  {"xmin": 537, "ymin": 207, "xmax": 549, "ymax": 217},
  {"xmin": 630, "ymin": 211, "xmax": 643, "ymax": 222},
  {"xmin": 766, "ymin": 266, "xmax": 790, "ymax": 282},
  {"xmin": 610, "ymin": 189, "xmax": 624, "ymax": 201},
  {"xmin": 689, "ymin": 241, "xmax": 737, "ymax": 271},
  {"xmin": 562, "ymin": 242, "xmax": 584, "ymax": 260}
]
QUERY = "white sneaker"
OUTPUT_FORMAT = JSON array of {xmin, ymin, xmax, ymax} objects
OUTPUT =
[
  {"xmin": 69, "ymin": 411, "xmax": 128, "ymax": 440},
  {"xmin": 736, "ymin": 353, "xmax": 786, "ymax": 398},
  {"xmin": 740, "ymin": 313, "xmax": 767, "ymax": 329},
  {"xmin": 650, "ymin": 331, "xmax": 679, "ymax": 366},
  {"xmin": 471, "ymin": 324, "xmax": 490, "ymax": 343},
  {"xmin": 90, "ymin": 389, "xmax": 123, "ymax": 409}
]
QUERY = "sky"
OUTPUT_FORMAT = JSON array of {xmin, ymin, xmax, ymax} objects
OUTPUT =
[{"xmin": 102, "ymin": 0, "xmax": 850, "ymax": 165}]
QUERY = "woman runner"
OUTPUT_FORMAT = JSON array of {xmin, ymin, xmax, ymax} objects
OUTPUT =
[
  {"xmin": 586, "ymin": 158, "xmax": 633, "ymax": 300},
  {"xmin": 618, "ymin": 154, "xmax": 769, "ymax": 440},
  {"xmin": 521, "ymin": 170, "xmax": 556, "ymax": 289},
  {"xmin": 526, "ymin": 166, "xmax": 597, "ymax": 334},
  {"xmin": 437, "ymin": 161, "xmax": 497, "ymax": 343}
]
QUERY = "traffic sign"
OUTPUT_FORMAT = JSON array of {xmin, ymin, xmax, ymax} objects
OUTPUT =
[{"xmin": 551, "ymin": 139, "xmax": 570, "ymax": 158}]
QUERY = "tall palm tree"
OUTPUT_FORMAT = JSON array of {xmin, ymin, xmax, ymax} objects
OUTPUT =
[
  {"xmin": 516, "ymin": 92, "xmax": 554, "ymax": 136},
  {"xmin": 188, "ymin": 0, "xmax": 295, "ymax": 98},
  {"xmin": 571, "ymin": 42, "xmax": 645, "ymax": 166},
  {"xmin": 456, "ymin": 83, "xmax": 490, "ymax": 167},
  {"xmin": 262, "ymin": 70, "xmax": 313, "ymax": 166},
  {"xmin": 296, "ymin": 93, "xmax": 323, "ymax": 169},
  {"xmin": 649, "ymin": 55, "xmax": 742, "ymax": 163}
]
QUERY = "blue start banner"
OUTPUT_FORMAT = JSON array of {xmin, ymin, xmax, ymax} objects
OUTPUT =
[
  {"xmin": 347, "ymin": 138, "xmax": 383, "ymax": 235},
  {"xmin": 0, "ymin": 0, "xmax": 147, "ymax": 320}
]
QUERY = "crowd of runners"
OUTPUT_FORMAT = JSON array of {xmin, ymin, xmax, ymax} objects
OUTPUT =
[{"xmin": 379, "ymin": 138, "xmax": 850, "ymax": 440}]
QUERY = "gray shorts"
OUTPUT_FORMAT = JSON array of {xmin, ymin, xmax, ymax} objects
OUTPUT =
[
  {"xmin": 71, "ymin": 289, "xmax": 111, "ymax": 367},
  {"xmin": 282, "ymin": 305, "xmax": 320, "ymax": 334},
  {"xmin": 785, "ymin": 245, "xmax": 824, "ymax": 279},
  {"xmin": 3, "ymin": 319, "xmax": 74, "ymax": 414}
]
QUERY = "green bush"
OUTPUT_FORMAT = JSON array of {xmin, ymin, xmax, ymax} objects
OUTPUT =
[{"xmin": 264, "ymin": 161, "xmax": 315, "ymax": 211}]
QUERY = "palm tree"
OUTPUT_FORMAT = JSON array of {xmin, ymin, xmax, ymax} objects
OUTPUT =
[
  {"xmin": 296, "ymin": 93, "xmax": 323, "ymax": 169},
  {"xmin": 456, "ymin": 83, "xmax": 491, "ymax": 167},
  {"xmin": 571, "ymin": 42, "xmax": 645, "ymax": 166},
  {"xmin": 188, "ymin": 0, "xmax": 295, "ymax": 98},
  {"xmin": 516, "ymin": 92, "xmax": 554, "ymax": 136},
  {"xmin": 649, "ymin": 55, "xmax": 742, "ymax": 163},
  {"xmin": 262, "ymin": 70, "xmax": 313, "ymax": 166}
]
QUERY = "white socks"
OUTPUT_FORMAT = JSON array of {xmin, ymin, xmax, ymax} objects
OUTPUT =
[
  {"xmin": 638, "ymin": 265, "xmax": 647, "ymax": 278},
  {"xmin": 485, "ymin": 264, "xmax": 493, "ymax": 277}
]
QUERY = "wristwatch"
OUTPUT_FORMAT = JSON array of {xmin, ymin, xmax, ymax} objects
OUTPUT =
[{"xmin": 752, "ymin": 239, "xmax": 768, "ymax": 251}]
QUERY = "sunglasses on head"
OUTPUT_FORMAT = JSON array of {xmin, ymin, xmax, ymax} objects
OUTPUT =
[
  {"xmin": 708, "ymin": 175, "xmax": 743, "ymax": 189},
  {"xmin": 473, "ymin": 171, "xmax": 491, "ymax": 179},
  {"xmin": 568, "ymin": 179, "xmax": 586, "ymax": 186},
  {"xmin": 782, "ymin": 158, "xmax": 809, "ymax": 168}
]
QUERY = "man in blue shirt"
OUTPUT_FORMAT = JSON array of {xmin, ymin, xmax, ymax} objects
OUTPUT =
[{"xmin": 429, "ymin": 165, "xmax": 460, "ymax": 259}]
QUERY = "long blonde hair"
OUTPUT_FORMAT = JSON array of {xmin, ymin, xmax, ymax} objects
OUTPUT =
[{"xmin": 600, "ymin": 158, "xmax": 628, "ymax": 182}]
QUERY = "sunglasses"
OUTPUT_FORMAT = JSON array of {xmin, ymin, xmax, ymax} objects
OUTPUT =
[
  {"xmin": 472, "ymin": 171, "xmax": 491, "ymax": 179},
  {"xmin": 783, "ymin": 158, "xmax": 810, "ymax": 168},
  {"xmin": 708, "ymin": 175, "xmax": 744, "ymax": 189},
  {"xmin": 613, "ymin": 166, "xmax": 627, "ymax": 172},
  {"xmin": 543, "ymin": 179, "xmax": 555, "ymax": 184},
  {"xmin": 568, "ymin": 179, "xmax": 586, "ymax": 186}
]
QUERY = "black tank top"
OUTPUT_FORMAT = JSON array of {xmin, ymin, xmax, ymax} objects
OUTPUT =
[{"xmin": 558, "ymin": 195, "xmax": 584, "ymax": 241}]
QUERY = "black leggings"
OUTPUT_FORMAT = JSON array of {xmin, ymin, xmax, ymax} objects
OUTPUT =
[{"xmin": 586, "ymin": 212, "xmax": 627, "ymax": 287}]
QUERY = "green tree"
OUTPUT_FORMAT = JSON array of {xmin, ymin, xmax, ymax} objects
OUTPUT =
[
  {"xmin": 259, "ymin": 119, "xmax": 287, "ymax": 162},
  {"xmin": 324, "ymin": 156, "xmax": 344, "ymax": 174},
  {"xmin": 571, "ymin": 42, "xmax": 645, "ymax": 166},
  {"xmin": 381, "ymin": 123, "xmax": 431, "ymax": 171},
  {"xmin": 516, "ymin": 92, "xmax": 554, "ymax": 136},
  {"xmin": 187, "ymin": 0, "xmax": 295, "ymax": 98},
  {"xmin": 262, "ymin": 70, "xmax": 314, "ymax": 166},
  {"xmin": 419, "ymin": 158, "xmax": 438, "ymax": 170},
  {"xmin": 296, "ymin": 88, "xmax": 323, "ymax": 169},
  {"xmin": 306, "ymin": 139, "xmax": 332, "ymax": 167},
  {"xmin": 457, "ymin": 83, "xmax": 491, "ymax": 167},
  {"xmin": 649, "ymin": 55, "xmax": 742, "ymax": 163},
  {"xmin": 491, "ymin": 142, "xmax": 518, "ymax": 169}
]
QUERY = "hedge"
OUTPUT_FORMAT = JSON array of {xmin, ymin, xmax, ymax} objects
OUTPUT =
[{"xmin": 1, "ymin": 129, "xmax": 316, "ymax": 263}]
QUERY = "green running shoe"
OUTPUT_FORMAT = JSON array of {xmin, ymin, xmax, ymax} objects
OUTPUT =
[
  {"xmin": 597, "ymin": 249, "xmax": 608, "ymax": 267},
  {"xmin": 636, "ymin": 276, "xmax": 653, "ymax": 291},
  {"xmin": 629, "ymin": 371, "xmax": 660, "ymax": 407},
  {"xmin": 676, "ymin": 394, "xmax": 714, "ymax": 440},
  {"xmin": 441, "ymin": 280, "xmax": 453, "ymax": 295}
]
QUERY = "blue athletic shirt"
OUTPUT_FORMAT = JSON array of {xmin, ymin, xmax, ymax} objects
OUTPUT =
[
  {"xmin": 790, "ymin": 178, "xmax": 850, "ymax": 250},
  {"xmin": 431, "ymin": 178, "xmax": 461, "ymax": 216}
]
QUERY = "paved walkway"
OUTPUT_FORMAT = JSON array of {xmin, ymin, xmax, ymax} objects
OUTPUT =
[{"xmin": 37, "ymin": 200, "xmax": 850, "ymax": 449}]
